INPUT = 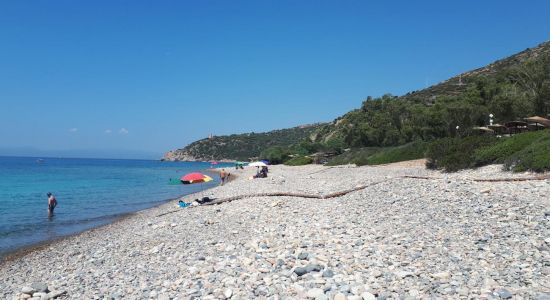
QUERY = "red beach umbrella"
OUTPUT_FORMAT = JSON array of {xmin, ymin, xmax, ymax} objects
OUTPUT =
[{"xmin": 180, "ymin": 172, "xmax": 213, "ymax": 184}]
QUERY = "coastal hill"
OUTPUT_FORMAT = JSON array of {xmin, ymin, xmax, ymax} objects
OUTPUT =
[
  {"xmin": 164, "ymin": 40, "xmax": 550, "ymax": 163},
  {"xmin": 313, "ymin": 41, "xmax": 550, "ymax": 146},
  {"xmin": 401, "ymin": 41, "xmax": 550, "ymax": 102},
  {"xmin": 162, "ymin": 123, "xmax": 324, "ymax": 161}
]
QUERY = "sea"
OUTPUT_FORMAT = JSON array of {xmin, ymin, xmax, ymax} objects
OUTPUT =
[{"xmin": 0, "ymin": 156, "xmax": 229, "ymax": 257}]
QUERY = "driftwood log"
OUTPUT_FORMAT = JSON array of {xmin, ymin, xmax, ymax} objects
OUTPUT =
[
  {"xmin": 401, "ymin": 174, "xmax": 550, "ymax": 182},
  {"xmin": 156, "ymin": 180, "xmax": 386, "ymax": 217},
  {"xmin": 156, "ymin": 173, "xmax": 548, "ymax": 218}
]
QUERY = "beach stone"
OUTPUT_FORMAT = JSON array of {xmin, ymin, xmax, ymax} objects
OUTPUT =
[
  {"xmin": 20, "ymin": 294, "xmax": 31, "ymax": 299},
  {"xmin": 334, "ymin": 293, "xmax": 346, "ymax": 300},
  {"xmin": 396, "ymin": 271, "xmax": 414, "ymax": 278},
  {"xmin": 432, "ymin": 272, "xmax": 450, "ymax": 280},
  {"xmin": 297, "ymin": 252, "xmax": 310, "ymax": 260},
  {"xmin": 315, "ymin": 294, "xmax": 329, "ymax": 300},
  {"xmin": 322, "ymin": 269, "xmax": 334, "ymax": 278},
  {"xmin": 306, "ymin": 288, "xmax": 324, "ymax": 298},
  {"xmin": 305, "ymin": 264, "xmax": 323, "ymax": 273},
  {"xmin": 224, "ymin": 288, "xmax": 233, "ymax": 299},
  {"xmin": 31, "ymin": 293, "xmax": 46, "ymax": 298},
  {"xmin": 21, "ymin": 287, "xmax": 35, "ymax": 295},
  {"xmin": 294, "ymin": 267, "xmax": 308, "ymax": 276},
  {"xmin": 361, "ymin": 292, "xmax": 376, "ymax": 300},
  {"xmin": 158, "ymin": 294, "xmax": 170, "ymax": 300},
  {"xmin": 497, "ymin": 289, "xmax": 513, "ymax": 299},
  {"xmin": 536, "ymin": 295, "xmax": 550, "ymax": 300}
]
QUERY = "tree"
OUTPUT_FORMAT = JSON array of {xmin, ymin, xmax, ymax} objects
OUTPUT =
[{"xmin": 510, "ymin": 53, "xmax": 550, "ymax": 116}]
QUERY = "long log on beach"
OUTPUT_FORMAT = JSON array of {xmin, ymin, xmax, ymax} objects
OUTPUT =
[
  {"xmin": 156, "ymin": 172, "xmax": 548, "ymax": 218},
  {"xmin": 401, "ymin": 174, "xmax": 550, "ymax": 182},
  {"xmin": 156, "ymin": 180, "xmax": 388, "ymax": 217},
  {"xmin": 472, "ymin": 174, "xmax": 550, "ymax": 182}
]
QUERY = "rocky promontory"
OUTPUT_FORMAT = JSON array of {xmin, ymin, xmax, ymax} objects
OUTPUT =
[{"xmin": 161, "ymin": 150, "xmax": 200, "ymax": 162}]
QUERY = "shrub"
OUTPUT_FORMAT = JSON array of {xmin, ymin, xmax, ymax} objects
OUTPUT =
[
  {"xmin": 425, "ymin": 136, "xmax": 498, "ymax": 172},
  {"xmin": 474, "ymin": 130, "xmax": 550, "ymax": 165},
  {"xmin": 366, "ymin": 141, "xmax": 428, "ymax": 165},
  {"xmin": 326, "ymin": 147, "xmax": 382, "ymax": 166},
  {"xmin": 504, "ymin": 134, "xmax": 550, "ymax": 172},
  {"xmin": 284, "ymin": 156, "xmax": 313, "ymax": 166},
  {"xmin": 260, "ymin": 146, "xmax": 289, "ymax": 165}
]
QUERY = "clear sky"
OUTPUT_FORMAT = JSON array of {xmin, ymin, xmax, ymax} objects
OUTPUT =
[{"xmin": 1, "ymin": 1, "xmax": 549, "ymax": 158}]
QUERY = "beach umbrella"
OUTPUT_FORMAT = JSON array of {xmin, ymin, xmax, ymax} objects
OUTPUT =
[
  {"xmin": 472, "ymin": 126, "xmax": 495, "ymax": 133},
  {"xmin": 180, "ymin": 172, "xmax": 213, "ymax": 184},
  {"xmin": 525, "ymin": 116, "xmax": 550, "ymax": 128},
  {"xmin": 249, "ymin": 161, "xmax": 267, "ymax": 167}
]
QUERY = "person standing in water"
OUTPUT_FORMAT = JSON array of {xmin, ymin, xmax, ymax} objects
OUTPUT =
[
  {"xmin": 47, "ymin": 192, "xmax": 57, "ymax": 216},
  {"xmin": 219, "ymin": 169, "xmax": 227, "ymax": 185}
]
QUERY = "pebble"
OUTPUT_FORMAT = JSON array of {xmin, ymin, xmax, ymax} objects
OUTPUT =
[
  {"xmin": 306, "ymin": 288, "xmax": 324, "ymax": 298},
  {"xmin": 361, "ymin": 292, "xmax": 376, "ymax": 300},
  {"xmin": 322, "ymin": 269, "xmax": 334, "ymax": 278},
  {"xmin": 334, "ymin": 293, "xmax": 347, "ymax": 300},
  {"xmin": 21, "ymin": 287, "xmax": 34, "ymax": 295},
  {"xmin": 497, "ymin": 289, "xmax": 513, "ymax": 299},
  {"xmin": 224, "ymin": 288, "xmax": 233, "ymax": 299}
]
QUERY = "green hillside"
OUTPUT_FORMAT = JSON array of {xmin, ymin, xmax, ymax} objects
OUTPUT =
[
  {"xmin": 163, "ymin": 124, "xmax": 323, "ymax": 161},
  {"xmin": 311, "ymin": 41, "xmax": 550, "ymax": 149},
  {"xmin": 165, "ymin": 40, "xmax": 550, "ymax": 170}
]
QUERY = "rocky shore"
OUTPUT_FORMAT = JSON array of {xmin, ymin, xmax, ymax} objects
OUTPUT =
[{"xmin": 1, "ymin": 162, "xmax": 549, "ymax": 299}]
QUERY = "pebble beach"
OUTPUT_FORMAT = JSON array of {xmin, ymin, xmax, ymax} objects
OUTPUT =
[{"xmin": 1, "ymin": 161, "xmax": 550, "ymax": 300}]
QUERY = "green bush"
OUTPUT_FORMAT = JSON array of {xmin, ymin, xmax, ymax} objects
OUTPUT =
[
  {"xmin": 366, "ymin": 141, "xmax": 428, "ymax": 165},
  {"xmin": 425, "ymin": 136, "xmax": 498, "ymax": 172},
  {"xmin": 284, "ymin": 156, "xmax": 313, "ymax": 166},
  {"xmin": 474, "ymin": 130, "xmax": 550, "ymax": 165},
  {"xmin": 326, "ymin": 147, "xmax": 382, "ymax": 166},
  {"xmin": 504, "ymin": 134, "xmax": 550, "ymax": 172},
  {"xmin": 260, "ymin": 146, "xmax": 289, "ymax": 164}
]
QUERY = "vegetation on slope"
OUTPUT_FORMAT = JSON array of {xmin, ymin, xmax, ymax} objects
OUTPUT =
[
  {"xmin": 165, "ymin": 124, "xmax": 323, "ymax": 161},
  {"xmin": 425, "ymin": 129, "xmax": 550, "ymax": 172},
  {"xmin": 168, "ymin": 41, "xmax": 550, "ymax": 172},
  {"xmin": 266, "ymin": 41, "xmax": 550, "ymax": 170},
  {"xmin": 324, "ymin": 142, "xmax": 428, "ymax": 166},
  {"xmin": 312, "ymin": 42, "xmax": 550, "ymax": 149}
]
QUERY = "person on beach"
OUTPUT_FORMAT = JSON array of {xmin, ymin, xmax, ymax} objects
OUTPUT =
[
  {"xmin": 220, "ymin": 169, "xmax": 227, "ymax": 185},
  {"xmin": 47, "ymin": 192, "xmax": 57, "ymax": 216}
]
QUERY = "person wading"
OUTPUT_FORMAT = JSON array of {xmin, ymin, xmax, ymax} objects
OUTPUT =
[
  {"xmin": 47, "ymin": 192, "xmax": 57, "ymax": 216},
  {"xmin": 220, "ymin": 169, "xmax": 227, "ymax": 185}
]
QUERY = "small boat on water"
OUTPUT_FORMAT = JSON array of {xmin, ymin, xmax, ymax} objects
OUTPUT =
[{"xmin": 36, "ymin": 159, "xmax": 44, "ymax": 163}]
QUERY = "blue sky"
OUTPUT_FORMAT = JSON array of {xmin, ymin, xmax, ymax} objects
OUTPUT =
[{"xmin": 0, "ymin": 1, "xmax": 549, "ymax": 158}]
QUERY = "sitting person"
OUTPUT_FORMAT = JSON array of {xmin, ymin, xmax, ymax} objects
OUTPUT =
[{"xmin": 196, "ymin": 196, "xmax": 215, "ymax": 204}]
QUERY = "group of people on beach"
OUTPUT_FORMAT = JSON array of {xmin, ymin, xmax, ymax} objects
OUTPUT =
[{"xmin": 254, "ymin": 166, "xmax": 268, "ymax": 178}]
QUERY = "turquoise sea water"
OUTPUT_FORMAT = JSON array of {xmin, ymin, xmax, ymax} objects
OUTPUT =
[{"xmin": 0, "ymin": 156, "xmax": 226, "ymax": 256}]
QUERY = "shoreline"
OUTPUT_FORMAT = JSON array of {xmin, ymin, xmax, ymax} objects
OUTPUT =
[
  {"xmin": 0, "ymin": 169, "xmax": 226, "ymax": 265},
  {"xmin": 0, "ymin": 191, "xmax": 202, "ymax": 265},
  {"xmin": 2, "ymin": 163, "xmax": 548, "ymax": 299},
  {"xmin": 0, "ymin": 167, "xmax": 240, "ymax": 264}
]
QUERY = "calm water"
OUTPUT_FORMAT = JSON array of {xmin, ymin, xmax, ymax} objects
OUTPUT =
[{"xmin": 0, "ymin": 156, "xmax": 227, "ymax": 256}]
